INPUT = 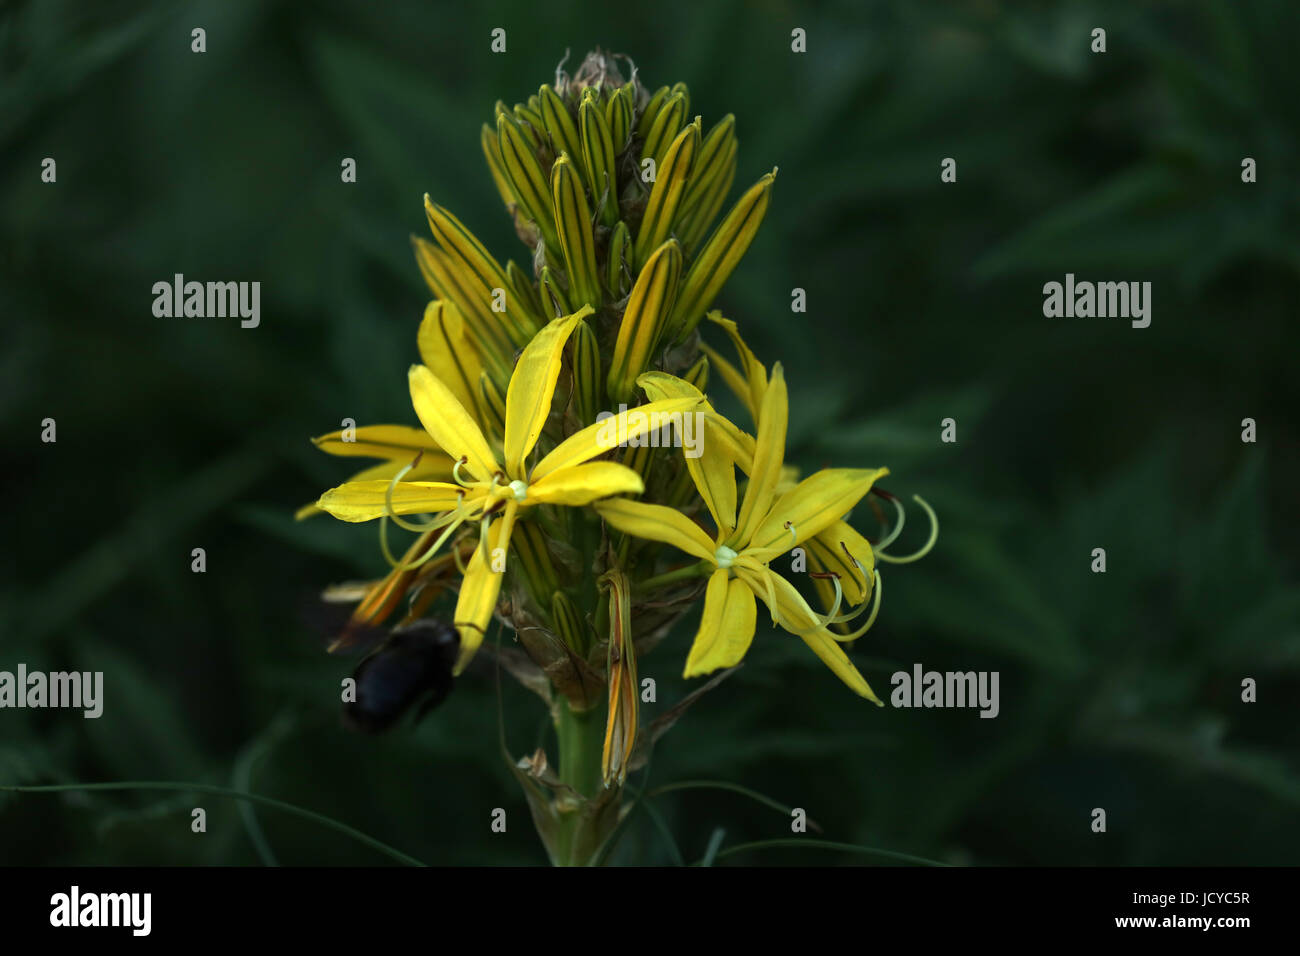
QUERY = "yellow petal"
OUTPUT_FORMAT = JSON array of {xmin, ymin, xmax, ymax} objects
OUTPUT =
[
  {"xmin": 310, "ymin": 424, "xmax": 449, "ymax": 461},
  {"xmin": 707, "ymin": 313, "xmax": 767, "ymax": 414},
  {"xmin": 734, "ymin": 564, "xmax": 880, "ymax": 702},
  {"xmin": 317, "ymin": 480, "xmax": 472, "ymax": 524},
  {"xmin": 453, "ymin": 502, "xmax": 518, "ymax": 674},
  {"xmin": 418, "ymin": 301, "xmax": 485, "ymax": 422},
  {"xmin": 749, "ymin": 467, "xmax": 889, "ymax": 555},
  {"xmin": 733, "ymin": 363, "xmax": 788, "ymax": 546},
  {"xmin": 408, "ymin": 364, "xmax": 499, "ymax": 483},
  {"xmin": 593, "ymin": 498, "xmax": 716, "ymax": 563},
  {"xmin": 503, "ymin": 308, "xmax": 591, "ymax": 475},
  {"xmin": 683, "ymin": 569, "xmax": 757, "ymax": 677},
  {"xmin": 530, "ymin": 396, "xmax": 703, "ymax": 481},
  {"xmin": 637, "ymin": 371, "xmax": 757, "ymax": 470},
  {"xmin": 699, "ymin": 343, "xmax": 756, "ymax": 423},
  {"xmin": 526, "ymin": 462, "xmax": 644, "ymax": 506},
  {"xmin": 807, "ymin": 520, "xmax": 876, "ymax": 606}
]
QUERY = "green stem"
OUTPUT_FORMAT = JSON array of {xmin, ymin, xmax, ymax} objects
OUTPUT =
[
  {"xmin": 637, "ymin": 560, "xmax": 709, "ymax": 594},
  {"xmin": 553, "ymin": 698, "xmax": 605, "ymax": 865}
]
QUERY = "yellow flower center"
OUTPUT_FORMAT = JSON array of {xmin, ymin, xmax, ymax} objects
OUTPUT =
[
  {"xmin": 714, "ymin": 545, "xmax": 739, "ymax": 569},
  {"xmin": 509, "ymin": 479, "xmax": 529, "ymax": 501}
]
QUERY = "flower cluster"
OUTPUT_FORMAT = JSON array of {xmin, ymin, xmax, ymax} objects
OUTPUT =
[{"xmin": 304, "ymin": 51, "xmax": 934, "ymax": 862}]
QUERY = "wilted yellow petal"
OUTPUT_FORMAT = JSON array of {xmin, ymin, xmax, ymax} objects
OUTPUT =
[
  {"xmin": 526, "ymin": 462, "xmax": 644, "ymax": 506},
  {"xmin": 732, "ymin": 363, "xmax": 788, "ymax": 545},
  {"xmin": 317, "ymin": 480, "xmax": 470, "ymax": 523},
  {"xmin": 503, "ymin": 307, "xmax": 590, "ymax": 474},
  {"xmin": 408, "ymin": 364, "xmax": 499, "ymax": 482},
  {"xmin": 683, "ymin": 569, "xmax": 756, "ymax": 677},
  {"xmin": 749, "ymin": 467, "xmax": 889, "ymax": 555},
  {"xmin": 530, "ymin": 397, "xmax": 703, "ymax": 480},
  {"xmin": 593, "ymin": 498, "xmax": 716, "ymax": 563}
]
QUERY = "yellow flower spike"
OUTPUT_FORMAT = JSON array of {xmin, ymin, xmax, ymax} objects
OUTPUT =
[
  {"xmin": 570, "ymin": 317, "xmax": 602, "ymax": 426},
  {"xmin": 480, "ymin": 122, "xmax": 516, "ymax": 211},
  {"xmin": 504, "ymin": 308, "xmax": 590, "ymax": 475},
  {"xmin": 600, "ymin": 570, "xmax": 638, "ymax": 788},
  {"xmin": 409, "ymin": 364, "xmax": 500, "ymax": 483},
  {"xmin": 423, "ymin": 197, "xmax": 538, "ymax": 346},
  {"xmin": 550, "ymin": 155, "xmax": 602, "ymax": 309},
  {"xmin": 506, "ymin": 260, "xmax": 546, "ymax": 325},
  {"xmin": 681, "ymin": 141, "xmax": 737, "ymax": 256},
  {"xmin": 633, "ymin": 118, "xmax": 700, "ymax": 270},
  {"xmin": 675, "ymin": 114, "xmax": 736, "ymax": 248},
  {"xmin": 683, "ymin": 569, "xmax": 757, "ymax": 677},
  {"xmin": 604, "ymin": 83, "xmax": 634, "ymax": 152},
  {"xmin": 497, "ymin": 111, "xmax": 559, "ymax": 250},
  {"xmin": 411, "ymin": 236, "xmax": 514, "ymax": 367},
  {"xmin": 418, "ymin": 301, "xmax": 485, "ymax": 423},
  {"xmin": 667, "ymin": 170, "xmax": 777, "ymax": 341},
  {"xmin": 538, "ymin": 84, "xmax": 584, "ymax": 178},
  {"xmin": 639, "ymin": 91, "xmax": 686, "ymax": 169},
  {"xmin": 607, "ymin": 239, "xmax": 683, "ymax": 403},
  {"xmin": 731, "ymin": 363, "xmax": 788, "ymax": 546},
  {"xmin": 669, "ymin": 81, "xmax": 690, "ymax": 117},
  {"xmin": 539, "ymin": 265, "xmax": 571, "ymax": 317},
  {"xmin": 513, "ymin": 102, "xmax": 546, "ymax": 139},
  {"xmin": 605, "ymin": 221, "xmax": 631, "ymax": 299},
  {"xmin": 636, "ymin": 85, "xmax": 670, "ymax": 139},
  {"xmin": 579, "ymin": 90, "xmax": 619, "ymax": 227},
  {"xmin": 529, "ymin": 396, "xmax": 704, "ymax": 481}
]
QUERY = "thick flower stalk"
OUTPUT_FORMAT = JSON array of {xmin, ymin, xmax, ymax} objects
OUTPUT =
[{"xmin": 304, "ymin": 51, "xmax": 936, "ymax": 865}]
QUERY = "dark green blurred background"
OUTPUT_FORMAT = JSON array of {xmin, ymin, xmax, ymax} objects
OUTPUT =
[{"xmin": 3, "ymin": 0, "xmax": 1297, "ymax": 865}]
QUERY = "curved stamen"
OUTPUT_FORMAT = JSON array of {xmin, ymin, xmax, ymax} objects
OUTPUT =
[
  {"xmin": 875, "ymin": 495, "xmax": 938, "ymax": 564},
  {"xmin": 385, "ymin": 461, "xmax": 452, "ymax": 533},
  {"xmin": 452, "ymin": 456, "xmax": 474, "ymax": 488},
  {"xmin": 781, "ymin": 572, "xmax": 845, "ymax": 636},
  {"xmin": 451, "ymin": 536, "xmax": 470, "ymax": 575},
  {"xmin": 379, "ymin": 490, "xmax": 472, "ymax": 571},
  {"xmin": 871, "ymin": 493, "xmax": 906, "ymax": 552},
  {"xmin": 829, "ymin": 571, "xmax": 882, "ymax": 641},
  {"xmin": 785, "ymin": 520, "xmax": 798, "ymax": 546}
]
